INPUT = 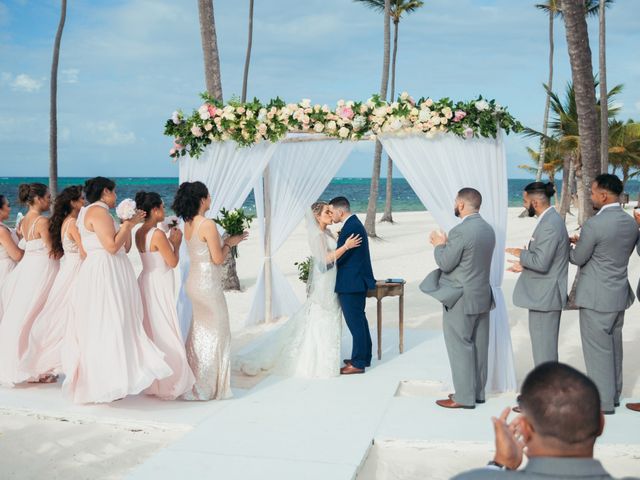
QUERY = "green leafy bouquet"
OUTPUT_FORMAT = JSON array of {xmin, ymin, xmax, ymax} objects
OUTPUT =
[
  {"xmin": 294, "ymin": 256, "xmax": 313, "ymax": 284},
  {"xmin": 213, "ymin": 208, "xmax": 254, "ymax": 258}
]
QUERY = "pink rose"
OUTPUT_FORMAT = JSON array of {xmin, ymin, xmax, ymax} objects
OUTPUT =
[
  {"xmin": 464, "ymin": 127, "xmax": 474, "ymax": 139},
  {"xmin": 337, "ymin": 106, "xmax": 355, "ymax": 120},
  {"xmin": 453, "ymin": 110, "xmax": 467, "ymax": 122},
  {"xmin": 207, "ymin": 104, "xmax": 217, "ymax": 117},
  {"xmin": 174, "ymin": 140, "xmax": 184, "ymax": 149},
  {"xmin": 191, "ymin": 125, "xmax": 203, "ymax": 137}
]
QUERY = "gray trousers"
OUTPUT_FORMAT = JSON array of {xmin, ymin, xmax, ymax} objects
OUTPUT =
[
  {"xmin": 442, "ymin": 301, "xmax": 489, "ymax": 406},
  {"xmin": 579, "ymin": 308, "xmax": 624, "ymax": 412},
  {"xmin": 528, "ymin": 310, "xmax": 561, "ymax": 366}
]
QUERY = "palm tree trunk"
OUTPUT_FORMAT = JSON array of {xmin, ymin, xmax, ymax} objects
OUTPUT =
[
  {"xmin": 241, "ymin": 0, "xmax": 254, "ymax": 103},
  {"xmin": 559, "ymin": 154, "xmax": 574, "ymax": 221},
  {"xmin": 599, "ymin": 0, "xmax": 608, "ymax": 173},
  {"xmin": 198, "ymin": 0, "xmax": 223, "ymax": 100},
  {"xmin": 364, "ymin": 0, "xmax": 391, "ymax": 237},
  {"xmin": 562, "ymin": 0, "xmax": 599, "ymax": 222},
  {"xmin": 575, "ymin": 157, "xmax": 586, "ymax": 225},
  {"xmin": 380, "ymin": 18, "xmax": 399, "ymax": 224},
  {"xmin": 536, "ymin": 10, "xmax": 554, "ymax": 182},
  {"xmin": 49, "ymin": 0, "xmax": 67, "ymax": 199}
]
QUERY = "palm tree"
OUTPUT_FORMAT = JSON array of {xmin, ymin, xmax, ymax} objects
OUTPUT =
[
  {"xmin": 609, "ymin": 120, "xmax": 640, "ymax": 189},
  {"xmin": 599, "ymin": 0, "xmax": 610, "ymax": 172},
  {"xmin": 561, "ymin": 0, "xmax": 600, "ymax": 223},
  {"xmin": 241, "ymin": 0, "xmax": 254, "ymax": 103},
  {"xmin": 356, "ymin": 1, "xmax": 424, "ymax": 224},
  {"xmin": 355, "ymin": 0, "xmax": 391, "ymax": 237},
  {"xmin": 49, "ymin": 0, "xmax": 67, "ymax": 198},
  {"xmin": 198, "ymin": 0, "xmax": 223, "ymax": 100},
  {"xmin": 534, "ymin": 0, "xmax": 609, "ymax": 182},
  {"xmin": 520, "ymin": 140, "xmax": 564, "ymax": 201}
]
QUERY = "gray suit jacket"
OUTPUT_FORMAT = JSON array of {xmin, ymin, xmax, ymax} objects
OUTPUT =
[
  {"xmin": 452, "ymin": 457, "xmax": 638, "ymax": 479},
  {"xmin": 513, "ymin": 208, "xmax": 569, "ymax": 312},
  {"xmin": 421, "ymin": 214, "xmax": 496, "ymax": 315},
  {"xmin": 569, "ymin": 205, "xmax": 638, "ymax": 313}
]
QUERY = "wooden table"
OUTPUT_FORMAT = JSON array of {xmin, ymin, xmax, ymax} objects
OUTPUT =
[{"xmin": 366, "ymin": 280, "xmax": 406, "ymax": 360}]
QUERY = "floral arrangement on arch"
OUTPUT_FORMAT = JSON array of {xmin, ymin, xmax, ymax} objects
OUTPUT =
[{"xmin": 165, "ymin": 92, "xmax": 523, "ymax": 159}]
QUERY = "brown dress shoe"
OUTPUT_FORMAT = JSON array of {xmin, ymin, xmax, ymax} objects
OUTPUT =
[
  {"xmin": 448, "ymin": 393, "xmax": 484, "ymax": 404},
  {"xmin": 626, "ymin": 403, "xmax": 640, "ymax": 412},
  {"xmin": 340, "ymin": 365, "xmax": 364, "ymax": 375},
  {"xmin": 436, "ymin": 398, "xmax": 475, "ymax": 409}
]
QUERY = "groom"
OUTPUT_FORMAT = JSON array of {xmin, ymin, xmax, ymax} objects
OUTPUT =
[{"xmin": 330, "ymin": 197, "xmax": 376, "ymax": 375}]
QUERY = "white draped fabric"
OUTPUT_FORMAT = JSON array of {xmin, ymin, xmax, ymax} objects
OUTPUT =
[
  {"xmin": 177, "ymin": 141, "xmax": 278, "ymax": 340},
  {"xmin": 245, "ymin": 137, "xmax": 354, "ymax": 327},
  {"xmin": 379, "ymin": 133, "xmax": 517, "ymax": 393}
]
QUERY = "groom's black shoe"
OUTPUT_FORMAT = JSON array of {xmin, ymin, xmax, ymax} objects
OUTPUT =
[{"xmin": 340, "ymin": 365, "xmax": 365, "ymax": 375}]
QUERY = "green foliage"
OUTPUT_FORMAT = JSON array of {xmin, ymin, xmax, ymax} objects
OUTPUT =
[
  {"xmin": 213, "ymin": 208, "xmax": 254, "ymax": 258},
  {"xmin": 294, "ymin": 256, "xmax": 313, "ymax": 284}
]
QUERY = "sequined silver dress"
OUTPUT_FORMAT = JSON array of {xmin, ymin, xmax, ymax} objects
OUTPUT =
[{"xmin": 182, "ymin": 218, "xmax": 232, "ymax": 401}]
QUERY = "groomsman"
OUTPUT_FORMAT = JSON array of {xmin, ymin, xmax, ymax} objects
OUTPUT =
[
  {"xmin": 506, "ymin": 182, "xmax": 569, "ymax": 366},
  {"xmin": 421, "ymin": 188, "xmax": 495, "ymax": 409},
  {"xmin": 570, "ymin": 174, "xmax": 638, "ymax": 414}
]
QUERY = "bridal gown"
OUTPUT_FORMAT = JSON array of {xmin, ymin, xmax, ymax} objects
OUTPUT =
[
  {"xmin": 182, "ymin": 218, "xmax": 233, "ymax": 401},
  {"xmin": 235, "ymin": 231, "xmax": 342, "ymax": 378},
  {"xmin": 62, "ymin": 202, "xmax": 171, "ymax": 403},
  {"xmin": 0, "ymin": 223, "xmax": 19, "ymax": 319},
  {"xmin": 138, "ymin": 227, "xmax": 195, "ymax": 400},
  {"xmin": 0, "ymin": 217, "xmax": 59, "ymax": 386},
  {"xmin": 21, "ymin": 218, "xmax": 83, "ymax": 379}
]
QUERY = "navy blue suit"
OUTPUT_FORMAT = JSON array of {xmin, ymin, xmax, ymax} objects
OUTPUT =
[{"xmin": 335, "ymin": 215, "xmax": 376, "ymax": 369}]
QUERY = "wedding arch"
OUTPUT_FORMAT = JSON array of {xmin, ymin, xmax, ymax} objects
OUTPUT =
[{"xmin": 166, "ymin": 93, "xmax": 522, "ymax": 393}]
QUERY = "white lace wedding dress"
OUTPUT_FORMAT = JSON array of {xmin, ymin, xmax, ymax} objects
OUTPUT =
[{"xmin": 235, "ymin": 225, "xmax": 342, "ymax": 378}]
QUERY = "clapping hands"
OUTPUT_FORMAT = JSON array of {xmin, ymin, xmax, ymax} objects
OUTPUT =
[
  {"xmin": 505, "ymin": 246, "xmax": 524, "ymax": 273},
  {"xmin": 429, "ymin": 230, "xmax": 447, "ymax": 247},
  {"xmin": 491, "ymin": 407, "xmax": 526, "ymax": 471}
]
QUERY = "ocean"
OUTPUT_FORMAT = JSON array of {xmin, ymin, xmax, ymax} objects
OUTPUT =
[{"xmin": 2, "ymin": 177, "xmax": 638, "ymax": 226}]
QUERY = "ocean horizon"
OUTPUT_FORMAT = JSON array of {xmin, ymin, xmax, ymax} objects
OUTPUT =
[{"xmin": 3, "ymin": 176, "xmax": 639, "ymax": 225}]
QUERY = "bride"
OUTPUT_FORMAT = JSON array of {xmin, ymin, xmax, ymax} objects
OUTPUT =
[{"xmin": 235, "ymin": 201, "xmax": 362, "ymax": 378}]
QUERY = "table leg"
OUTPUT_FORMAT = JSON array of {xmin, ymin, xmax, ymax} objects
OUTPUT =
[
  {"xmin": 377, "ymin": 298, "xmax": 382, "ymax": 360},
  {"xmin": 399, "ymin": 293, "xmax": 404, "ymax": 354}
]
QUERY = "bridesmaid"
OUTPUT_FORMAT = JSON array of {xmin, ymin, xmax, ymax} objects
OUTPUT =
[
  {"xmin": 62, "ymin": 177, "xmax": 171, "ymax": 403},
  {"xmin": 0, "ymin": 183, "xmax": 59, "ymax": 387},
  {"xmin": 0, "ymin": 194, "xmax": 24, "ymax": 318},
  {"xmin": 172, "ymin": 181, "xmax": 246, "ymax": 401},
  {"xmin": 21, "ymin": 186, "xmax": 86, "ymax": 382},
  {"xmin": 135, "ymin": 191, "xmax": 195, "ymax": 400}
]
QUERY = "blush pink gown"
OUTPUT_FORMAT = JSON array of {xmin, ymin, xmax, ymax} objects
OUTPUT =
[
  {"xmin": 138, "ymin": 228, "xmax": 194, "ymax": 400},
  {"xmin": 0, "ymin": 217, "xmax": 59, "ymax": 386},
  {"xmin": 61, "ymin": 202, "xmax": 171, "ymax": 403},
  {"xmin": 0, "ymin": 223, "xmax": 20, "ymax": 320},
  {"xmin": 21, "ymin": 218, "xmax": 83, "ymax": 379}
]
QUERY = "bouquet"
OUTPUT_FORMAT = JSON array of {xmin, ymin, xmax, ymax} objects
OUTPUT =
[
  {"xmin": 294, "ymin": 256, "xmax": 313, "ymax": 284},
  {"xmin": 159, "ymin": 215, "xmax": 179, "ymax": 233},
  {"xmin": 116, "ymin": 198, "xmax": 137, "ymax": 221},
  {"xmin": 213, "ymin": 208, "xmax": 254, "ymax": 258}
]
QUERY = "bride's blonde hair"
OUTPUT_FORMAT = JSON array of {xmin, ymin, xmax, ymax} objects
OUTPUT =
[{"xmin": 311, "ymin": 201, "xmax": 328, "ymax": 219}]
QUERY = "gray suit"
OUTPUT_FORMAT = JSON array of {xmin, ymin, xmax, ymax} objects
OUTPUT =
[
  {"xmin": 452, "ymin": 457, "xmax": 638, "ymax": 479},
  {"xmin": 421, "ymin": 213, "xmax": 496, "ymax": 406},
  {"xmin": 569, "ymin": 204, "xmax": 638, "ymax": 412},
  {"xmin": 513, "ymin": 208, "xmax": 569, "ymax": 365}
]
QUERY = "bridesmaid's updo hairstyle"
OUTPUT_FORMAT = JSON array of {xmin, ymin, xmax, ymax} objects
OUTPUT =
[
  {"xmin": 172, "ymin": 181, "xmax": 209, "ymax": 222},
  {"xmin": 18, "ymin": 182, "xmax": 48, "ymax": 205},
  {"xmin": 135, "ymin": 191, "xmax": 163, "ymax": 216},
  {"xmin": 49, "ymin": 185, "xmax": 84, "ymax": 259},
  {"xmin": 84, "ymin": 176, "xmax": 116, "ymax": 204}
]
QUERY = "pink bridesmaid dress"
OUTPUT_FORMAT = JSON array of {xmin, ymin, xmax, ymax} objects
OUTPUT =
[
  {"xmin": 21, "ymin": 218, "xmax": 83, "ymax": 379},
  {"xmin": 0, "ymin": 217, "xmax": 59, "ymax": 386},
  {"xmin": 62, "ymin": 202, "xmax": 171, "ymax": 403},
  {"xmin": 0, "ymin": 223, "xmax": 20, "ymax": 319},
  {"xmin": 139, "ymin": 228, "xmax": 195, "ymax": 400}
]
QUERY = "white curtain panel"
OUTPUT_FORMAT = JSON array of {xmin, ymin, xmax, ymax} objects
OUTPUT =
[
  {"xmin": 245, "ymin": 136, "xmax": 355, "ymax": 327},
  {"xmin": 176, "ymin": 141, "xmax": 278, "ymax": 340},
  {"xmin": 379, "ymin": 132, "xmax": 517, "ymax": 393}
]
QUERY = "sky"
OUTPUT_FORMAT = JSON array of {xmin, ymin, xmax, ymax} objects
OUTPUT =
[{"xmin": 1, "ymin": 0, "xmax": 639, "ymax": 179}]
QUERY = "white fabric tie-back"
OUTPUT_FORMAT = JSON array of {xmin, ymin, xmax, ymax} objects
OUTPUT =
[
  {"xmin": 245, "ymin": 136, "xmax": 354, "ymax": 327},
  {"xmin": 379, "ymin": 132, "xmax": 517, "ymax": 393},
  {"xmin": 177, "ymin": 141, "xmax": 278, "ymax": 340}
]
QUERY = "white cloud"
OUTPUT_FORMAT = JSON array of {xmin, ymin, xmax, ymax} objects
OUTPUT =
[
  {"xmin": 10, "ymin": 73, "xmax": 44, "ymax": 92},
  {"xmin": 61, "ymin": 68, "xmax": 79, "ymax": 84},
  {"xmin": 87, "ymin": 121, "xmax": 136, "ymax": 146}
]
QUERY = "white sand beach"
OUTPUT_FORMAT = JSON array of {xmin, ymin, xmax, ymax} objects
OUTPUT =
[{"xmin": 1, "ymin": 207, "xmax": 639, "ymax": 480}]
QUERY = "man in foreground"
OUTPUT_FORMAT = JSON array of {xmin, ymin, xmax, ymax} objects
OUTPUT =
[{"xmin": 453, "ymin": 362, "xmax": 639, "ymax": 479}]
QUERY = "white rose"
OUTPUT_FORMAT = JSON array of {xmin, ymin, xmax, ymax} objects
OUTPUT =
[
  {"xmin": 338, "ymin": 126, "xmax": 350, "ymax": 138},
  {"xmin": 440, "ymin": 117, "xmax": 448, "ymax": 125},
  {"xmin": 352, "ymin": 115, "xmax": 366, "ymax": 130},
  {"xmin": 257, "ymin": 108, "xmax": 267, "ymax": 122},
  {"xmin": 301, "ymin": 98, "xmax": 311, "ymax": 108},
  {"xmin": 116, "ymin": 198, "xmax": 137, "ymax": 221},
  {"xmin": 245, "ymin": 110, "xmax": 254, "ymax": 119},
  {"xmin": 431, "ymin": 117, "xmax": 441, "ymax": 126},
  {"xmin": 337, "ymin": 99, "xmax": 345, "ymax": 107},
  {"xmin": 326, "ymin": 120, "xmax": 337, "ymax": 132},
  {"xmin": 314, "ymin": 122, "xmax": 324, "ymax": 133},
  {"xmin": 191, "ymin": 125, "xmax": 203, "ymax": 137},
  {"xmin": 171, "ymin": 111, "xmax": 181, "ymax": 125},
  {"xmin": 475, "ymin": 99, "xmax": 490, "ymax": 111},
  {"xmin": 204, "ymin": 122, "xmax": 213, "ymax": 131},
  {"xmin": 425, "ymin": 98, "xmax": 434, "ymax": 107},
  {"xmin": 390, "ymin": 118, "xmax": 403, "ymax": 131},
  {"xmin": 418, "ymin": 109, "xmax": 430, "ymax": 122},
  {"xmin": 400, "ymin": 91, "xmax": 409, "ymax": 101},
  {"xmin": 198, "ymin": 105, "xmax": 210, "ymax": 120}
]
